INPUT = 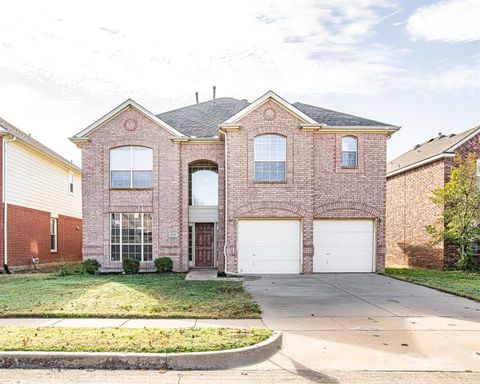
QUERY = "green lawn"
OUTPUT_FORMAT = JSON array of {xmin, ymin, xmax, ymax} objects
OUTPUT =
[
  {"xmin": 0, "ymin": 273, "xmax": 260, "ymax": 319},
  {"xmin": 0, "ymin": 326, "xmax": 271, "ymax": 353},
  {"xmin": 385, "ymin": 268, "xmax": 480, "ymax": 301}
]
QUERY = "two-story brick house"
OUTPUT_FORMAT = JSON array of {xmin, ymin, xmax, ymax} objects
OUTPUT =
[
  {"xmin": 70, "ymin": 91, "xmax": 398, "ymax": 274},
  {"xmin": 0, "ymin": 117, "xmax": 82, "ymax": 272},
  {"xmin": 386, "ymin": 125, "xmax": 480, "ymax": 269}
]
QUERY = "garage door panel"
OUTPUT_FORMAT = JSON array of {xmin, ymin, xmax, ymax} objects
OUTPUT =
[
  {"xmin": 314, "ymin": 220, "xmax": 374, "ymax": 273},
  {"xmin": 238, "ymin": 220, "xmax": 301, "ymax": 274}
]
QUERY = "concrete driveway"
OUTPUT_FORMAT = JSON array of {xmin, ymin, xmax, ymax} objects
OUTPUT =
[{"xmin": 244, "ymin": 273, "xmax": 480, "ymax": 372}]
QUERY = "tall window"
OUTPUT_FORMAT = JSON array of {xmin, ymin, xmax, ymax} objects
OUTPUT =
[
  {"xmin": 111, "ymin": 213, "xmax": 153, "ymax": 262},
  {"xmin": 342, "ymin": 136, "xmax": 358, "ymax": 167},
  {"xmin": 254, "ymin": 134, "xmax": 286, "ymax": 181},
  {"xmin": 477, "ymin": 158, "xmax": 480, "ymax": 176},
  {"xmin": 110, "ymin": 146, "xmax": 153, "ymax": 188},
  {"xmin": 50, "ymin": 218, "xmax": 57, "ymax": 252},
  {"xmin": 68, "ymin": 172, "xmax": 74, "ymax": 194},
  {"xmin": 189, "ymin": 163, "xmax": 218, "ymax": 206}
]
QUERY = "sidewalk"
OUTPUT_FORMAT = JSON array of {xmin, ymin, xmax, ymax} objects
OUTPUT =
[{"xmin": 0, "ymin": 318, "xmax": 266, "ymax": 329}]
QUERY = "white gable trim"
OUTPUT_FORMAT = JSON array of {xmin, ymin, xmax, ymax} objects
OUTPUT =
[
  {"xmin": 446, "ymin": 125, "xmax": 480, "ymax": 153},
  {"xmin": 387, "ymin": 153, "xmax": 455, "ymax": 178},
  {"xmin": 70, "ymin": 99, "xmax": 185, "ymax": 141},
  {"xmin": 221, "ymin": 91, "xmax": 317, "ymax": 125}
]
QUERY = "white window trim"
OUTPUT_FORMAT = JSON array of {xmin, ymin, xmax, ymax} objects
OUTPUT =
[
  {"xmin": 110, "ymin": 146, "xmax": 153, "ymax": 189},
  {"xmin": 111, "ymin": 213, "xmax": 152, "ymax": 262},
  {"xmin": 68, "ymin": 171, "xmax": 74, "ymax": 195},
  {"xmin": 341, "ymin": 136, "xmax": 358, "ymax": 168},
  {"xmin": 254, "ymin": 134, "xmax": 287, "ymax": 181},
  {"xmin": 50, "ymin": 218, "xmax": 58, "ymax": 252}
]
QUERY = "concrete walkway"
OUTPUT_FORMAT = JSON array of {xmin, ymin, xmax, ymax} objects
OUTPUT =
[{"xmin": 0, "ymin": 318, "xmax": 264, "ymax": 329}]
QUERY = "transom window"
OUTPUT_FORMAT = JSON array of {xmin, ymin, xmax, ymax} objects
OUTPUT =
[
  {"xmin": 110, "ymin": 213, "xmax": 153, "ymax": 262},
  {"xmin": 341, "ymin": 136, "xmax": 358, "ymax": 168},
  {"xmin": 254, "ymin": 134, "xmax": 286, "ymax": 181},
  {"xmin": 189, "ymin": 163, "xmax": 218, "ymax": 206},
  {"xmin": 110, "ymin": 146, "xmax": 153, "ymax": 188}
]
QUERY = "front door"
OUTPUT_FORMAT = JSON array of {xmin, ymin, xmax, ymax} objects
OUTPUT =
[{"xmin": 195, "ymin": 223, "xmax": 214, "ymax": 267}]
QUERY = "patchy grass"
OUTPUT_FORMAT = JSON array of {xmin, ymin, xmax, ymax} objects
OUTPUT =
[
  {"xmin": 385, "ymin": 268, "xmax": 480, "ymax": 301},
  {"xmin": 0, "ymin": 273, "xmax": 260, "ymax": 318},
  {"xmin": 0, "ymin": 326, "xmax": 271, "ymax": 353}
]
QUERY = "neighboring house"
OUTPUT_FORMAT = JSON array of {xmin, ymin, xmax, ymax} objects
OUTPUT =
[
  {"xmin": 0, "ymin": 117, "xmax": 82, "ymax": 272},
  {"xmin": 386, "ymin": 125, "xmax": 480, "ymax": 269},
  {"xmin": 70, "ymin": 91, "xmax": 399, "ymax": 274}
]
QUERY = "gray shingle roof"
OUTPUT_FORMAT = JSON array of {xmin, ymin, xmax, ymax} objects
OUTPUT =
[
  {"xmin": 292, "ymin": 102, "xmax": 395, "ymax": 127},
  {"xmin": 387, "ymin": 125, "xmax": 480, "ymax": 176},
  {"xmin": 0, "ymin": 117, "xmax": 81, "ymax": 172},
  {"xmin": 156, "ymin": 97, "xmax": 396, "ymax": 137}
]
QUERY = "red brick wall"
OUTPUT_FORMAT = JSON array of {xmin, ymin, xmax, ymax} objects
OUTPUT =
[
  {"xmin": 386, "ymin": 160, "xmax": 445, "ymax": 269},
  {"xmin": 2, "ymin": 204, "xmax": 82, "ymax": 267}
]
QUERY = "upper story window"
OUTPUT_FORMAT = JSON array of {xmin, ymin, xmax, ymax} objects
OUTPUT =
[
  {"xmin": 189, "ymin": 163, "xmax": 218, "ymax": 206},
  {"xmin": 110, "ymin": 146, "xmax": 153, "ymax": 189},
  {"xmin": 341, "ymin": 136, "xmax": 358, "ymax": 168},
  {"xmin": 254, "ymin": 134, "xmax": 286, "ymax": 181},
  {"xmin": 68, "ymin": 171, "xmax": 74, "ymax": 194}
]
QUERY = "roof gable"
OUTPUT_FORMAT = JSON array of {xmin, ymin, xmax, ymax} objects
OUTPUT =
[
  {"xmin": 222, "ymin": 91, "xmax": 317, "ymax": 126},
  {"xmin": 70, "ymin": 99, "xmax": 185, "ymax": 143}
]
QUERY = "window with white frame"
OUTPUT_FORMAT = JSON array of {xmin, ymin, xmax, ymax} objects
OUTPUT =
[
  {"xmin": 254, "ymin": 134, "xmax": 286, "ymax": 181},
  {"xmin": 68, "ymin": 172, "xmax": 74, "ymax": 194},
  {"xmin": 110, "ymin": 213, "xmax": 152, "ymax": 262},
  {"xmin": 341, "ymin": 136, "xmax": 358, "ymax": 167},
  {"xmin": 50, "ymin": 218, "xmax": 57, "ymax": 252},
  {"xmin": 110, "ymin": 146, "xmax": 153, "ymax": 188}
]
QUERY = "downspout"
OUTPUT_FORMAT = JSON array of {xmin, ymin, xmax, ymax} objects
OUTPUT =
[{"xmin": 2, "ymin": 134, "xmax": 16, "ymax": 273}]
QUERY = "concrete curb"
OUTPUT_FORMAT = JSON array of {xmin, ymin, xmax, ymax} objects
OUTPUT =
[{"xmin": 0, "ymin": 331, "xmax": 282, "ymax": 370}]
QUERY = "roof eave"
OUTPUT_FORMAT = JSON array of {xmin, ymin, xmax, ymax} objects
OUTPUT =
[{"xmin": 387, "ymin": 152, "xmax": 455, "ymax": 178}]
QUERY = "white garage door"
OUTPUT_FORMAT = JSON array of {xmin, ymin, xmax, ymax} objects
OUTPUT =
[
  {"xmin": 238, "ymin": 220, "xmax": 301, "ymax": 274},
  {"xmin": 314, "ymin": 220, "xmax": 374, "ymax": 272}
]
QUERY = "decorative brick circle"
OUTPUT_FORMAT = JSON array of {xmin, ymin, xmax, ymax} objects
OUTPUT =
[
  {"xmin": 123, "ymin": 118, "xmax": 138, "ymax": 131},
  {"xmin": 263, "ymin": 108, "xmax": 276, "ymax": 121}
]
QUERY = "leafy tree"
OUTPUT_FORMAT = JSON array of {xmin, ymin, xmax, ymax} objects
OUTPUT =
[{"xmin": 427, "ymin": 153, "xmax": 480, "ymax": 271}]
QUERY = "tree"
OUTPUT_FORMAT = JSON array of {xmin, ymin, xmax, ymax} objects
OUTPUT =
[{"xmin": 427, "ymin": 153, "xmax": 480, "ymax": 271}]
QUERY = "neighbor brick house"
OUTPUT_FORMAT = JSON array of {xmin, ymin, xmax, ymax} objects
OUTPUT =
[
  {"xmin": 70, "ymin": 91, "xmax": 398, "ymax": 274},
  {"xmin": 386, "ymin": 125, "xmax": 480, "ymax": 269},
  {"xmin": 0, "ymin": 117, "xmax": 82, "ymax": 272}
]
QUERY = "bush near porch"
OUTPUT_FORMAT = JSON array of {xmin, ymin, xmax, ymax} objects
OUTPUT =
[{"xmin": 0, "ymin": 273, "xmax": 261, "ymax": 319}]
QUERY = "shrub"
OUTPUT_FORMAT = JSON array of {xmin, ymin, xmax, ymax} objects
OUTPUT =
[
  {"xmin": 58, "ymin": 262, "xmax": 83, "ymax": 276},
  {"xmin": 122, "ymin": 258, "xmax": 140, "ymax": 274},
  {"xmin": 154, "ymin": 257, "xmax": 173, "ymax": 273},
  {"xmin": 82, "ymin": 259, "xmax": 101, "ymax": 275}
]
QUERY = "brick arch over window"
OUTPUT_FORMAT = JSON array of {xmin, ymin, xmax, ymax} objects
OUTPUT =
[
  {"xmin": 233, "ymin": 201, "xmax": 307, "ymax": 218},
  {"xmin": 252, "ymin": 126, "xmax": 292, "ymax": 137},
  {"xmin": 188, "ymin": 159, "xmax": 219, "ymax": 167},
  {"xmin": 314, "ymin": 202, "xmax": 382, "ymax": 218}
]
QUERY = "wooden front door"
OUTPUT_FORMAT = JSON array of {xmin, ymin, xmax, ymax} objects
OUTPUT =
[{"xmin": 195, "ymin": 223, "xmax": 214, "ymax": 267}]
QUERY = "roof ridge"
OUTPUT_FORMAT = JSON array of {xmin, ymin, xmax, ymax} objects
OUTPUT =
[{"xmin": 157, "ymin": 97, "xmax": 247, "ymax": 116}]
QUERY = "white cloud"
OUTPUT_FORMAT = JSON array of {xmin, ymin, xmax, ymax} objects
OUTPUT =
[
  {"xmin": 0, "ymin": 0, "xmax": 400, "ymax": 100},
  {"xmin": 406, "ymin": 0, "xmax": 480, "ymax": 42}
]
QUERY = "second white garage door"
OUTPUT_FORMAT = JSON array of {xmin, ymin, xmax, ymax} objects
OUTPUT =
[
  {"xmin": 314, "ymin": 219, "xmax": 374, "ymax": 272},
  {"xmin": 238, "ymin": 220, "xmax": 301, "ymax": 274}
]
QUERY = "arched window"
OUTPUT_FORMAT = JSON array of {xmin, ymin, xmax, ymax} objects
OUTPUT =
[
  {"xmin": 254, "ymin": 134, "xmax": 286, "ymax": 181},
  {"xmin": 189, "ymin": 162, "xmax": 218, "ymax": 206},
  {"xmin": 341, "ymin": 136, "xmax": 357, "ymax": 167},
  {"xmin": 110, "ymin": 146, "xmax": 153, "ymax": 188}
]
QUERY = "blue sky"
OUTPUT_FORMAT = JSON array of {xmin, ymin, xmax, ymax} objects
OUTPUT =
[{"xmin": 0, "ymin": 0, "xmax": 479, "ymax": 165}]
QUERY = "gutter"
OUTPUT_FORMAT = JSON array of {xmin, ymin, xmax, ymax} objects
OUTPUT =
[
  {"xmin": 387, "ymin": 152, "xmax": 455, "ymax": 178},
  {"xmin": 2, "ymin": 133, "xmax": 16, "ymax": 273}
]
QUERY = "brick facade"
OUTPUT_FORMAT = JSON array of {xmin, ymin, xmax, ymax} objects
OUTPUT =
[
  {"xmin": 386, "ymin": 131, "xmax": 480, "ymax": 269},
  {"xmin": 80, "ymin": 100, "xmax": 390, "ymax": 273}
]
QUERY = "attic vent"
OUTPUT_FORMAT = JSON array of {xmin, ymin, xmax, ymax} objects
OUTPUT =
[
  {"xmin": 413, "ymin": 144, "xmax": 421, "ymax": 150},
  {"xmin": 449, "ymin": 133, "xmax": 456, "ymax": 138},
  {"xmin": 427, "ymin": 138, "xmax": 435, "ymax": 143}
]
